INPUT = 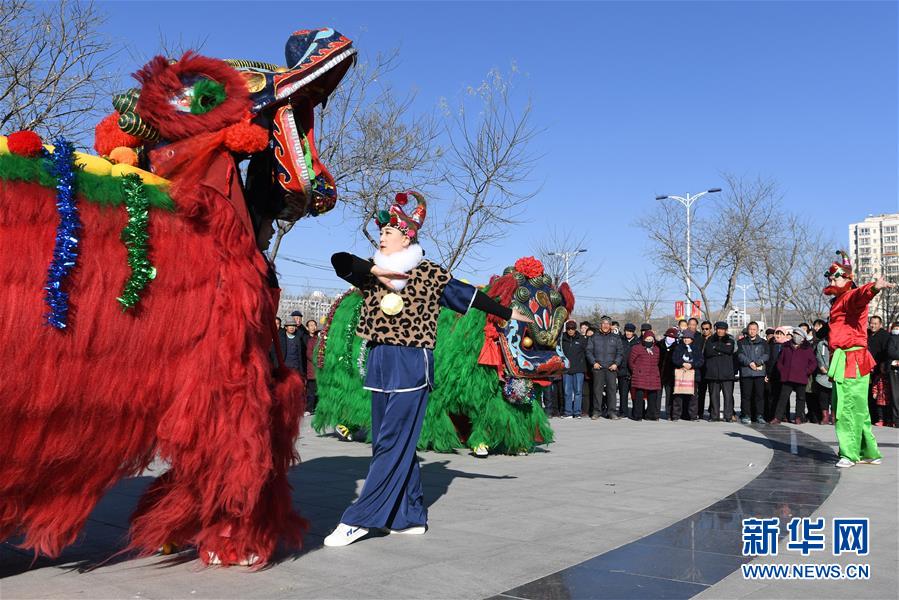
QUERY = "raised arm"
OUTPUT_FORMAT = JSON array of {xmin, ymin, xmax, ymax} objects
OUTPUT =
[{"xmin": 331, "ymin": 252, "xmax": 374, "ymax": 288}]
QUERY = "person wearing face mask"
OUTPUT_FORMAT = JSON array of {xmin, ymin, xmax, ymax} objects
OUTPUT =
[
  {"xmin": 824, "ymin": 251, "xmax": 892, "ymax": 468},
  {"xmin": 774, "ymin": 329, "xmax": 818, "ymax": 424},
  {"xmin": 658, "ymin": 327, "xmax": 679, "ymax": 420},
  {"xmin": 671, "ymin": 330, "xmax": 704, "ymax": 421},
  {"xmin": 703, "ymin": 321, "xmax": 737, "ymax": 422},
  {"xmin": 628, "ymin": 330, "xmax": 662, "ymax": 420},
  {"xmin": 886, "ymin": 321, "xmax": 899, "ymax": 428}
]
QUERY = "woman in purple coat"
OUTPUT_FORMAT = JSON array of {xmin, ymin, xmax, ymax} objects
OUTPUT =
[
  {"xmin": 628, "ymin": 330, "xmax": 662, "ymax": 421},
  {"xmin": 774, "ymin": 330, "xmax": 818, "ymax": 424}
]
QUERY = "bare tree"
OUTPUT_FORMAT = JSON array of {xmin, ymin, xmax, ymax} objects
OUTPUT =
[
  {"xmin": 426, "ymin": 66, "xmax": 541, "ymax": 272},
  {"xmin": 744, "ymin": 212, "xmax": 838, "ymax": 327},
  {"xmin": 0, "ymin": 0, "xmax": 115, "ymax": 144},
  {"xmin": 625, "ymin": 272, "xmax": 664, "ymax": 325},
  {"xmin": 534, "ymin": 227, "xmax": 598, "ymax": 289},
  {"xmin": 269, "ymin": 48, "xmax": 441, "ymax": 259},
  {"xmin": 637, "ymin": 173, "xmax": 778, "ymax": 322}
]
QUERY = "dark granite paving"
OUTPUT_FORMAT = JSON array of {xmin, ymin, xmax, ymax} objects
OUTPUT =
[{"xmin": 492, "ymin": 425, "xmax": 840, "ymax": 600}]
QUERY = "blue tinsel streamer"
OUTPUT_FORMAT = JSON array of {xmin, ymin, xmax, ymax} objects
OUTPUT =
[{"xmin": 43, "ymin": 139, "xmax": 80, "ymax": 329}]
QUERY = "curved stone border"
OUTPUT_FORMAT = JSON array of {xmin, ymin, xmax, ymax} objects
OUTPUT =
[{"xmin": 492, "ymin": 426, "xmax": 840, "ymax": 600}]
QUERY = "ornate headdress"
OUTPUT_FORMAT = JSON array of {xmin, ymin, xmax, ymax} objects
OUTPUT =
[
  {"xmin": 824, "ymin": 250, "xmax": 853, "ymax": 280},
  {"xmin": 375, "ymin": 191, "xmax": 427, "ymax": 239}
]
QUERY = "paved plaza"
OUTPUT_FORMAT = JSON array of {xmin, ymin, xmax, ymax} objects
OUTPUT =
[{"xmin": 2, "ymin": 398, "xmax": 897, "ymax": 600}]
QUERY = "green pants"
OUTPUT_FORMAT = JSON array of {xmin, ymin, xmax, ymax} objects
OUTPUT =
[{"xmin": 834, "ymin": 372, "xmax": 881, "ymax": 462}]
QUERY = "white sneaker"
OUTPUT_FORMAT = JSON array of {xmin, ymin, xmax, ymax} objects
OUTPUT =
[
  {"xmin": 473, "ymin": 443, "xmax": 489, "ymax": 458},
  {"xmin": 324, "ymin": 523, "xmax": 369, "ymax": 547},
  {"xmin": 858, "ymin": 457, "xmax": 882, "ymax": 465},
  {"xmin": 835, "ymin": 457, "xmax": 855, "ymax": 468},
  {"xmin": 383, "ymin": 525, "xmax": 427, "ymax": 535}
]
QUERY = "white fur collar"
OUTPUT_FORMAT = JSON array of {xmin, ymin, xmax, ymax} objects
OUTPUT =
[{"xmin": 373, "ymin": 244, "xmax": 423, "ymax": 290}]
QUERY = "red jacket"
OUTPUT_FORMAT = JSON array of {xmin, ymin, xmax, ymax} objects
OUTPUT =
[
  {"xmin": 629, "ymin": 343, "xmax": 662, "ymax": 391},
  {"xmin": 828, "ymin": 282, "xmax": 878, "ymax": 377}
]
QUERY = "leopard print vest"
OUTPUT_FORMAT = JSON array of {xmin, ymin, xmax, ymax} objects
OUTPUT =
[{"xmin": 356, "ymin": 259, "xmax": 451, "ymax": 348}]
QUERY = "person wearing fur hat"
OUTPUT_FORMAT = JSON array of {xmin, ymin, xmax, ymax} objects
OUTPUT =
[
  {"xmin": 824, "ymin": 251, "xmax": 893, "ymax": 468},
  {"xmin": 629, "ymin": 329, "xmax": 662, "ymax": 420},
  {"xmin": 324, "ymin": 191, "xmax": 532, "ymax": 546}
]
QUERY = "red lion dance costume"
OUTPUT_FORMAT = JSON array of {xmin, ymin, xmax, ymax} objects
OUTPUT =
[{"xmin": 0, "ymin": 29, "xmax": 355, "ymax": 567}]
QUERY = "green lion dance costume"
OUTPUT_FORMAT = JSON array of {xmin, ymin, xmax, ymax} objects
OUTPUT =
[
  {"xmin": 313, "ymin": 252, "xmax": 575, "ymax": 455},
  {"xmin": 824, "ymin": 250, "xmax": 892, "ymax": 468}
]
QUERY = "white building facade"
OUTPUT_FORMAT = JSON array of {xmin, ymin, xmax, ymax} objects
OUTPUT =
[{"xmin": 849, "ymin": 213, "xmax": 899, "ymax": 317}]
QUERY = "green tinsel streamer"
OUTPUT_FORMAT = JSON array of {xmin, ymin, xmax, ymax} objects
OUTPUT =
[{"xmin": 117, "ymin": 174, "xmax": 156, "ymax": 309}]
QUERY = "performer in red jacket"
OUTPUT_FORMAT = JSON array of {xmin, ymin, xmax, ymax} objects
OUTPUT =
[{"xmin": 824, "ymin": 251, "xmax": 893, "ymax": 467}]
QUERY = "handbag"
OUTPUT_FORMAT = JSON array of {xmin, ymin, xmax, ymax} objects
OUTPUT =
[{"xmin": 674, "ymin": 367, "xmax": 696, "ymax": 395}]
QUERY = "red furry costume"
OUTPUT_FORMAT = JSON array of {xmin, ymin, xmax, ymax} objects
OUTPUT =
[{"xmin": 0, "ymin": 29, "xmax": 355, "ymax": 567}]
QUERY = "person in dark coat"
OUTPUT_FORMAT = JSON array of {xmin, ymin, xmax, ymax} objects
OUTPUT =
[
  {"xmin": 774, "ymin": 330, "xmax": 818, "ymax": 424},
  {"xmin": 617, "ymin": 323, "xmax": 640, "ymax": 419},
  {"xmin": 737, "ymin": 321, "xmax": 769, "ymax": 424},
  {"xmin": 629, "ymin": 329, "xmax": 662, "ymax": 420},
  {"xmin": 703, "ymin": 321, "xmax": 736, "ymax": 422},
  {"xmin": 586, "ymin": 316, "xmax": 624, "ymax": 420},
  {"xmin": 658, "ymin": 327, "xmax": 679, "ymax": 419},
  {"xmin": 695, "ymin": 320, "xmax": 713, "ymax": 418},
  {"xmin": 285, "ymin": 310, "xmax": 309, "ymax": 378},
  {"xmin": 867, "ymin": 315, "xmax": 890, "ymax": 425},
  {"xmin": 281, "ymin": 322, "xmax": 305, "ymax": 375},
  {"xmin": 765, "ymin": 328, "xmax": 787, "ymax": 421},
  {"xmin": 671, "ymin": 330, "xmax": 704, "ymax": 421},
  {"xmin": 886, "ymin": 322, "xmax": 899, "ymax": 427},
  {"xmin": 561, "ymin": 320, "xmax": 588, "ymax": 418}
]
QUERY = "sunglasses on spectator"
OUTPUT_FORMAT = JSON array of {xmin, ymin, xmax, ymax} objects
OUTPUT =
[{"xmin": 701, "ymin": 327, "xmax": 711, "ymax": 331}]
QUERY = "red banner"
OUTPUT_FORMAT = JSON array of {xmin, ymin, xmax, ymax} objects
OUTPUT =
[
  {"xmin": 674, "ymin": 301, "xmax": 685, "ymax": 320},
  {"xmin": 691, "ymin": 300, "xmax": 702, "ymax": 318}
]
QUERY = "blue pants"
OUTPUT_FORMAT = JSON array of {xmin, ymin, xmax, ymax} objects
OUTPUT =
[
  {"xmin": 563, "ymin": 372, "xmax": 584, "ymax": 416},
  {"xmin": 341, "ymin": 387, "xmax": 429, "ymax": 530}
]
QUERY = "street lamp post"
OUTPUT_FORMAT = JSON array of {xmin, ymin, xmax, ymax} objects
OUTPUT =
[
  {"xmin": 735, "ymin": 282, "xmax": 753, "ymax": 318},
  {"xmin": 548, "ymin": 248, "xmax": 587, "ymax": 284},
  {"xmin": 656, "ymin": 188, "xmax": 721, "ymax": 317}
]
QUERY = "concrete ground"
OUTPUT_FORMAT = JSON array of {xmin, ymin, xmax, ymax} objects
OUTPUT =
[{"xmin": 2, "ymin": 397, "xmax": 897, "ymax": 600}]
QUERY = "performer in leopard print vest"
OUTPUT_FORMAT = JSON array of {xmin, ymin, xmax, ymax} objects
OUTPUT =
[{"xmin": 324, "ymin": 191, "xmax": 530, "ymax": 547}]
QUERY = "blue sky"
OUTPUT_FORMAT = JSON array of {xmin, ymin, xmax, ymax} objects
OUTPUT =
[{"xmin": 99, "ymin": 1, "xmax": 898, "ymax": 312}]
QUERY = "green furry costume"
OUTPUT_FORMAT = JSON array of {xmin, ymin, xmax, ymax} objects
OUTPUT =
[{"xmin": 312, "ymin": 290, "xmax": 554, "ymax": 455}]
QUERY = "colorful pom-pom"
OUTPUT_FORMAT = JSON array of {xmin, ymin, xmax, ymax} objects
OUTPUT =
[
  {"xmin": 223, "ymin": 121, "xmax": 268, "ymax": 154},
  {"xmin": 109, "ymin": 146, "xmax": 139, "ymax": 166},
  {"xmin": 514, "ymin": 256, "xmax": 545, "ymax": 279},
  {"xmin": 394, "ymin": 192, "xmax": 408, "ymax": 206},
  {"xmin": 94, "ymin": 112, "xmax": 142, "ymax": 156},
  {"xmin": 7, "ymin": 131, "xmax": 44, "ymax": 157}
]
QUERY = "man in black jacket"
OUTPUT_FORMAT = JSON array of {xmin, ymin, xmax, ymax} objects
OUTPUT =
[
  {"xmin": 586, "ymin": 316, "xmax": 624, "ymax": 419},
  {"xmin": 766, "ymin": 328, "xmax": 787, "ymax": 422},
  {"xmin": 561, "ymin": 320, "xmax": 587, "ymax": 418},
  {"xmin": 868, "ymin": 315, "xmax": 890, "ymax": 424},
  {"xmin": 695, "ymin": 320, "xmax": 713, "ymax": 419},
  {"xmin": 617, "ymin": 323, "xmax": 640, "ymax": 419},
  {"xmin": 703, "ymin": 321, "xmax": 737, "ymax": 421},
  {"xmin": 737, "ymin": 321, "xmax": 769, "ymax": 424}
]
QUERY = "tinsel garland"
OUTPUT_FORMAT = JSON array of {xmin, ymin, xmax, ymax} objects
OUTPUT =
[
  {"xmin": 43, "ymin": 139, "xmax": 80, "ymax": 329},
  {"xmin": 315, "ymin": 288, "xmax": 359, "ymax": 369},
  {"xmin": 117, "ymin": 174, "xmax": 156, "ymax": 309}
]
